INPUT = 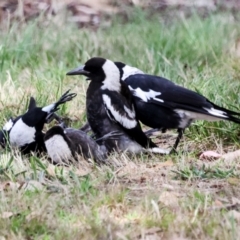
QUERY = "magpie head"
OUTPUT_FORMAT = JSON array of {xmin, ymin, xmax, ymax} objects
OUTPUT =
[
  {"xmin": 67, "ymin": 57, "xmax": 106, "ymax": 81},
  {"xmin": 67, "ymin": 57, "xmax": 121, "ymax": 89}
]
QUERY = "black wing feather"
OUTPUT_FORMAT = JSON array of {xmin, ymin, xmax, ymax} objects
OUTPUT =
[
  {"xmin": 101, "ymin": 88, "xmax": 157, "ymax": 149},
  {"xmin": 126, "ymin": 74, "xmax": 240, "ymax": 122}
]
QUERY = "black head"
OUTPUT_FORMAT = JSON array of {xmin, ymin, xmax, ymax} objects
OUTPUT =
[{"xmin": 66, "ymin": 57, "xmax": 121, "ymax": 85}]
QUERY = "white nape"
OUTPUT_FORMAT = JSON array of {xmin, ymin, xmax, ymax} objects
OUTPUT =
[
  {"xmin": 102, "ymin": 94, "xmax": 137, "ymax": 129},
  {"xmin": 45, "ymin": 134, "xmax": 73, "ymax": 164},
  {"xmin": 203, "ymin": 107, "xmax": 228, "ymax": 118},
  {"xmin": 129, "ymin": 86, "xmax": 164, "ymax": 103},
  {"xmin": 122, "ymin": 65, "xmax": 144, "ymax": 80},
  {"xmin": 101, "ymin": 59, "xmax": 121, "ymax": 92},
  {"xmin": 9, "ymin": 118, "xmax": 35, "ymax": 147},
  {"xmin": 175, "ymin": 109, "xmax": 220, "ymax": 129},
  {"xmin": 42, "ymin": 103, "xmax": 55, "ymax": 113},
  {"xmin": 3, "ymin": 119, "xmax": 14, "ymax": 131}
]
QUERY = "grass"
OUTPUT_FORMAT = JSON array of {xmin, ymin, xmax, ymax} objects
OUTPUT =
[{"xmin": 0, "ymin": 8, "xmax": 240, "ymax": 239}]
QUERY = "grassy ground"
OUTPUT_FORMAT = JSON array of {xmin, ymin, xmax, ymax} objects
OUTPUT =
[{"xmin": 1, "ymin": 10, "xmax": 240, "ymax": 239}]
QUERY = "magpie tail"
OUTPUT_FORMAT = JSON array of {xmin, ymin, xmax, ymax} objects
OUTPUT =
[
  {"xmin": 44, "ymin": 90, "xmax": 77, "ymax": 122},
  {"xmin": 54, "ymin": 89, "xmax": 77, "ymax": 111},
  {"xmin": 209, "ymin": 102, "xmax": 240, "ymax": 124},
  {"xmin": 225, "ymin": 114, "xmax": 240, "ymax": 124}
]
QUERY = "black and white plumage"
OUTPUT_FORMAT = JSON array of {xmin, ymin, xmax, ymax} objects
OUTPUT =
[
  {"xmin": 114, "ymin": 62, "xmax": 240, "ymax": 151},
  {"xmin": 67, "ymin": 57, "xmax": 166, "ymax": 154},
  {"xmin": 44, "ymin": 125, "xmax": 108, "ymax": 164},
  {"xmin": 0, "ymin": 90, "xmax": 77, "ymax": 154}
]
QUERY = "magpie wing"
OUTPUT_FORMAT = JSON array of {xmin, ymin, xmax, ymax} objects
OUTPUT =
[
  {"xmin": 126, "ymin": 74, "xmax": 240, "ymax": 118},
  {"xmin": 101, "ymin": 90, "xmax": 157, "ymax": 149},
  {"xmin": 102, "ymin": 90, "xmax": 137, "ymax": 130}
]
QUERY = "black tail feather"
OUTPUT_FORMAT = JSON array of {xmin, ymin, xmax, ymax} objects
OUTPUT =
[{"xmin": 45, "ymin": 90, "xmax": 77, "ymax": 122}]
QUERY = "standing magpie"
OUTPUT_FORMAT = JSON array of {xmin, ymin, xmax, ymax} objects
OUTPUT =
[
  {"xmin": 114, "ymin": 62, "xmax": 240, "ymax": 151},
  {"xmin": 67, "ymin": 57, "xmax": 167, "ymax": 154},
  {"xmin": 0, "ymin": 90, "xmax": 77, "ymax": 154}
]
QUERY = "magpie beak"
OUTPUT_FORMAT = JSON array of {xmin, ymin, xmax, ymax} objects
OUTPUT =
[{"xmin": 66, "ymin": 65, "xmax": 90, "ymax": 79}]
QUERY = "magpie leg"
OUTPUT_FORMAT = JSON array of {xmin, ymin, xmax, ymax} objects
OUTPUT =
[
  {"xmin": 144, "ymin": 128, "xmax": 160, "ymax": 137},
  {"xmin": 170, "ymin": 128, "xmax": 184, "ymax": 154}
]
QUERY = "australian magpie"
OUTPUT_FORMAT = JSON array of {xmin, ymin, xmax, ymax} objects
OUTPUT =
[
  {"xmin": 113, "ymin": 62, "xmax": 240, "ymax": 151},
  {"xmin": 66, "ymin": 57, "xmax": 167, "ymax": 154},
  {"xmin": 0, "ymin": 90, "xmax": 77, "ymax": 154},
  {"xmin": 44, "ymin": 125, "xmax": 109, "ymax": 164}
]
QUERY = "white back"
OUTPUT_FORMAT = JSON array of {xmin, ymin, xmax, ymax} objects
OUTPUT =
[
  {"xmin": 9, "ymin": 118, "xmax": 35, "ymax": 147},
  {"xmin": 122, "ymin": 65, "xmax": 144, "ymax": 80},
  {"xmin": 45, "ymin": 134, "xmax": 72, "ymax": 164}
]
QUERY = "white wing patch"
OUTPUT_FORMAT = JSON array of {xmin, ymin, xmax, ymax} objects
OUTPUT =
[
  {"xmin": 124, "ymin": 105, "xmax": 135, "ymax": 118},
  {"xmin": 203, "ymin": 107, "xmax": 228, "ymax": 118},
  {"xmin": 129, "ymin": 86, "xmax": 164, "ymax": 103},
  {"xmin": 9, "ymin": 118, "xmax": 35, "ymax": 147},
  {"xmin": 42, "ymin": 103, "xmax": 56, "ymax": 113},
  {"xmin": 101, "ymin": 60, "xmax": 121, "ymax": 92},
  {"xmin": 102, "ymin": 94, "xmax": 137, "ymax": 129},
  {"xmin": 3, "ymin": 119, "xmax": 14, "ymax": 131},
  {"xmin": 45, "ymin": 134, "xmax": 73, "ymax": 164},
  {"xmin": 122, "ymin": 65, "xmax": 144, "ymax": 80}
]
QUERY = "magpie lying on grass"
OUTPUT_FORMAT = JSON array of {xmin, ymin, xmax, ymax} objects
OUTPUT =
[
  {"xmin": 0, "ymin": 90, "xmax": 77, "ymax": 154},
  {"xmin": 44, "ymin": 124, "xmax": 117, "ymax": 164},
  {"xmin": 67, "ymin": 57, "xmax": 168, "ymax": 154},
  {"xmin": 114, "ymin": 62, "xmax": 240, "ymax": 151}
]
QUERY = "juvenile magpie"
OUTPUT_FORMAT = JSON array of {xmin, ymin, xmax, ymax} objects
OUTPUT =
[
  {"xmin": 67, "ymin": 57, "xmax": 167, "ymax": 154},
  {"xmin": 114, "ymin": 62, "xmax": 240, "ymax": 151},
  {"xmin": 0, "ymin": 90, "xmax": 77, "ymax": 154},
  {"xmin": 44, "ymin": 125, "xmax": 108, "ymax": 164}
]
